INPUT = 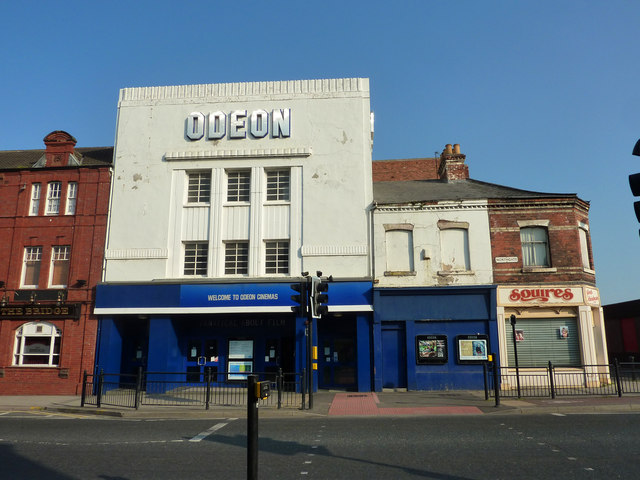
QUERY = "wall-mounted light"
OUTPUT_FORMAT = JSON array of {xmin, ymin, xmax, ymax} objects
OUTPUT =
[
  {"xmin": 57, "ymin": 291, "xmax": 64, "ymax": 306},
  {"xmin": 29, "ymin": 292, "xmax": 36, "ymax": 304},
  {"xmin": 1, "ymin": 295, "xmax": 7, "ymax": 307}
]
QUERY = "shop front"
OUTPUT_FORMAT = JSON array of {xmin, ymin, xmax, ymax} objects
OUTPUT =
[
  {"xmin": 372, "ymin": 285, "xmax": 499, "ymax": 391},
  {"xmin": 496, "ymin": 285, "xmax": 609, "ymax": 378},
  {"xmin": 94, "ymin": 280, "xmax": 373, "ymax": 391}
]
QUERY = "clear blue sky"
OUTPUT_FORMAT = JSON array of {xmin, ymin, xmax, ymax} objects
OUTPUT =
[{"xmin": 1, "ymin": 1, "xmax": 639, "ymax": 304}]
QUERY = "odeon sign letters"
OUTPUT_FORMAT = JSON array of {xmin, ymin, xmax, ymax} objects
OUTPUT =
[{"xmin": 186, "ymin": 109, "xmax": 291, "ymax": 141}]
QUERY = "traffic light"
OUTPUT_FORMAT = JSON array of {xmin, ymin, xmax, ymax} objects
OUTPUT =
[
  {"xmin": 311, "ymin": 276, "xmax": 329, "ymax": 318},
  {"xmin": 631, "ymin": 139, "xmax": 640, "ymax": 226},
  {"xmin": 290, "ymin": 282, "xmax": 307, "ymax": 315}
]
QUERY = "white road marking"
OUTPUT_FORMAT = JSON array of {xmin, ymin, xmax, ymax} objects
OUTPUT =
[
  {"xmin": 551, "ymin": 413, "xmax": 566, "ymax": 416},
  {"xmin": 189, "ymin": 419, "xmax": 236, "ymax": 442}
]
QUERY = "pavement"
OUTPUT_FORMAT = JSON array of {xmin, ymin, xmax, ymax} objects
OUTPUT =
[{"xmin": 2, "ymin": 390, "xmax": 640, "ymax": 419}]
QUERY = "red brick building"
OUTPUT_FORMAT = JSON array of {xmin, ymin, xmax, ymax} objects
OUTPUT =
[{"xmin": 0, "ymin": 131, "xmax": 112, "ymax": 394}]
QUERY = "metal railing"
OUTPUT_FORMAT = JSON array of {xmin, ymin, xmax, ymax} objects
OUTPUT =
[
  {"xmin": 82, "ymin": 368, "xmax": 306, "ymax": 410},
  {"xmin": 484, "ymin": 359, "xmax": 640, "ymax": 402}
]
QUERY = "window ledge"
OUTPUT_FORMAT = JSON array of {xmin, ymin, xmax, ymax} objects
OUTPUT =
[
  {"xmin": 583, "ymin": 268, "xmax": 595, "ymax": 275},
  {"xmin": 437, "ymin": 270, "xmax": 475, "ymax": 276},
  {"xmin": 384, "ymin": 271, "xmax": 417, "ymax": 277},
  {"xmin": 522, "ymin": 267, "xmax": 557, "ymax": 273}
]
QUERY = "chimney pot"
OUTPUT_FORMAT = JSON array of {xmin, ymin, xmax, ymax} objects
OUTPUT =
[
  {"xmin": 453, "ymin": 144, "xmax": 461, "ymax": 154},
  {"xmin": 444, "ymin": 144, "xmax": 453, "ymax": 155}
]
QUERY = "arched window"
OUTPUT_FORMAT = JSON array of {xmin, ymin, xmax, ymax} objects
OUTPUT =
[{"xmin": 13, "ymin": 322, "xmax": 61, "ymax": 366}]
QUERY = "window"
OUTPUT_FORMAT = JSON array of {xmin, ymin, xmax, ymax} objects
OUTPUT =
[
  {"xmin": 384, "ymin": 225, "xmax": 414, "ymax": 273},
  {"xmin": 225, "ymin": 242, "xmax": 249, "ymax": 274},
  {"xmin": 520, "ymin": 227, "xmax": 550, "ymax": 267},
  {"xmin": 266, "ymin": 169, "xmax": 290, "ymax": 201},
  {"xmin": 184, "ymin": 242, "xmax": 208, "ymax": 275},
  {"xmin": 50, "ymin": 246, "xmax": 70, "ymax": 287},
  {"xmin": 46, "ymin": 182, "xmax": 62, "ymax": 215},
  {"xmin": 579, "ymin": 226, "xmax": 592, "ymax": 270},
  {"xmin": 187, "ymin": 171, "xmax": 211, "ymax": 203},
  {"xmin": 29, "ymin": 183, "xmax": 41, "ymax": 216},
  {"xmin": 66, "ymin": 182, "xmax": 77, "ymax": 214},
  {"xmin": 265, "ymin": 240, "xmax": 289, "ymax": 274},
  {"xmin": 440, "ymin": 228, "xmax": 471, "ymax": 272},
  {"xmin": 227, "ymin": 171, "xmax": 250, "ymax": 202},
  {"xmin": 13, "ymin": 322, "xmax": 61, "ymax": 366},
  {"xmin": 22, "ymin": 247, "xmax": 42, "ymax": 288}
]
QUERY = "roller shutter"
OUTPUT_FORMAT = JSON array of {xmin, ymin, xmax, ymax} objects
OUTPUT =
[{"xmin": 505, "ymin": 317, "xmax": 580, "ymax": 367}]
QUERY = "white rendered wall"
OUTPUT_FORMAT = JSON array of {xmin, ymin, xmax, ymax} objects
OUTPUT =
[
  {"xmin": 373, "ymin": 200, "xmax": 493, "ymax": 287},
  {"xmin": 104, "ymin": 79, "xmax": 373, "ymax": 282}
]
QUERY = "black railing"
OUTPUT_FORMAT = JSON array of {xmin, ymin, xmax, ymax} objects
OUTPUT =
[
  {"xmin": 82, "ymin": 368, "xmax": 306, "ymax": 410},
  {"xmin": 484, "ymin": 359, "xmax": 640, "ymax": 402}
]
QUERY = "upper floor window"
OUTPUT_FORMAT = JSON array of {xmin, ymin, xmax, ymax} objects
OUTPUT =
[
  {"xmin": 579, "ymin": 225, "xmax": 592, "ymax": 270},
  {"xmin": 13, "ymin": 321, "xmax": 61, "ymax": 366},
  {"xmin": 440, "ymin": 227, "xmax": 471, "ymax": 272},
  {"xmin": 265, "ymin": 240, "xmax": 289, "ymax": 274},
  {"xmin": 46, "ymin": 182, "xmax": 62, "ymax": 215},
  {"xmin": 29, "ymin": 183, "xmax": 41, "ymax": 216},
  {"xmin": 520, "ymin": 226, "xmax": 550, "ymax": 267},
  {"xmin": 22, "ymin": 246, "xmax": 42, "ymax": 288},
  {"xmin": 225, "ymin": 241, "xmax": 249, "ymax": 275},
  {"xmin": 65, "ymin": 182, "xmax": 77, "ymax": 215},
  {"xmin": 50, "ymin": 246, "xmax": 70, "ymax": 287},
  {"xmin": 187, "ymin": 171, "xmax": 211, "ymax": 204},
  {"xmin": 227, "ymin": 170, "xmax": 250, "ymax": 202},
  {"xmin": 184, "ymin": 242, "xmax": 208, "ymax": 276},
  {"xmin": 384, "ymin": 224, "xmax": 414, "ymax": 274},
  {"xmin": 266, "ymin": 169, "xmax": 290, "ymax": 201}
]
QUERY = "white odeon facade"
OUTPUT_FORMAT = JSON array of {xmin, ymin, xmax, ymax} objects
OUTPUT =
[{"xmin": 95, "ymin": 79, "xmax": 376, "ymax": 391}]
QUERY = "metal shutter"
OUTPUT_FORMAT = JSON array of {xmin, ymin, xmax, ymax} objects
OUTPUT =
[{"xmin": 505, "ymin": 317, "xmax": 581, "ymax": 367}]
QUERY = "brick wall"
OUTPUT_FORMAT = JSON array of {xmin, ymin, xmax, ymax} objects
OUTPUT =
[
  {"xmin": 0, "ymin": 165, "xmax": 110, "ymax": 395},
  {"xmin": 489, "ymin": 197, "xmax": 595, "ymax": 285}
]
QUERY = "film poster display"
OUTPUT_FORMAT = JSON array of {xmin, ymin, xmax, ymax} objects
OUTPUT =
[
  {"xmin": 228, "ymin": 339, "xmax": 254, "ymax": 380},
  {"xmin": 416, "ymin": 335, "xmax": 448, "ymax": 364},
  {"xmin": 456, "ymin": 335, "xmax": 489, "ymax": 363}
]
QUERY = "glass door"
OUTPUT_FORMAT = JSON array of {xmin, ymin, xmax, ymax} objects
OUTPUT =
[{"xmin": 186, "ymin": 339, "xmax": 219, "ymax": 383}]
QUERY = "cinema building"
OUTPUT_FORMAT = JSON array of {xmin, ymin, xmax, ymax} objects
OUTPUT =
[{"xmin": 94, "ymin": 78, "xmax": 374, "ymax": 391}]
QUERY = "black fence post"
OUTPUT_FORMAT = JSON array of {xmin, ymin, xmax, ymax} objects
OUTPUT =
[
  {"xmin": 247, "ymin": 375, "xmax": 259, "ymax": 480},
  {"xmin": 301, "ymin": 368, "xmax": 306, "ymax": 410},
  {"xmin": 630, "ymin": 356, "xmax": 636, "ymax": 381},
  {"xmin": 205, "ymin": 367, "xmax": 211, "ymax": 410},
  {"xmin": 97, "ymin": 369, "xmax": 104, "ymax": 408},
  {"xmin": 614, "ymin": 359, "xmax": 623, "ymax": 397},
  {"xmin": 483, "ymin": 362, "xmax": 489, "ymax": 401},
  {"xmin": 135, "ymin": 366, "xmax": 142, "ymax": 409},
  {"xmin": 548, "ymin": 361, "xmax": 556, "ymax": 399},
  {"xmin": 81, "ymin": 370, "xmax": 88, "ymax": 407},
  {"xmin": 492, "ymin": 353, "xmax": 500, "ymax": 407},
  {"xmin": 277, "ymin": 368, "xmax": 283, "ymax": 409}
]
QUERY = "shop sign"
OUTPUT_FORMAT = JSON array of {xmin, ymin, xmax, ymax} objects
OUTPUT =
[
  {"xmin": 0, "ymin": 304, "xmax": 78, "ymax": 320},
  {"xmin": 186, "ymin": 109, "xmax": 291, "ymax": 141},
  {"xmin": 584, "ymin": 287, "xmax": 600, "ymax": 307},
  {"xmin": 498, "ymin": 286, "xmax": 584, "ymax": 305}
]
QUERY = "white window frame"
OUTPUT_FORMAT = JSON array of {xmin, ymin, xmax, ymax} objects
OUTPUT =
[
  {"xmin": 186, "ymin": 171, "xmax": 211, "ymax": 204},
  {"xmin": 49, "ymin": 246, "xmax": 71, "ymax": 287},
  {"xmin": 13, "ymin": 321, "xmax": 61, "ymax": 367},
  {"xmin": 183, "ymin": 242, "xmax": 208, "ymax": 276},
  {"xmin": 520, "ymin": 226, "xmax": 551, "ymax": 268},
  {"xmin": 29, "ymin": 183, "xmax": 41, "ymax": 216},
  {"xmin": 265, "ymin": 169, "xmax": 290, "ymax": 202},
  {"xmin": 578, "ymin": 224, "xmax": 592, "ymax": 271},
  {"xmin": 224, "ymin": 241, "xmax": 249, "ymax": 275},
  {"xmin": 383, "ymin": 224, "xmax": 415, "ymax": 275},
  {"xmin": 45, "ymin": 181, "xmax": 62, "ymax": 215},
  {"xmin": 226, "ymin": 170, "xmax": 251, "ymax": 203},
  {"xmin": 265, "ymin": 240, "xmax": 289, "ymax": 275},
  {"xmin": 65, "ymin": 182, "xmax": 77, "ymax": 215},
  {"xmin": 22, "ymin": 246, "xmax": 42, "ymax": 288}
]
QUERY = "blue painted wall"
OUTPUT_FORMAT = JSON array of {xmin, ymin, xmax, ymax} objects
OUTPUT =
[{"xmin": 373, "ymin": 286, "xmax": 498, "ymax": 391}]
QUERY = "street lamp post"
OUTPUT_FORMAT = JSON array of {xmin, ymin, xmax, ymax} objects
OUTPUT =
[{"xmin": 510, "ymin": 314, "xmax": 522, "ymax": 398}]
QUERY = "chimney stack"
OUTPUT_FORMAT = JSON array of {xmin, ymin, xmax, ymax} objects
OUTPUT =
[
  {"xmin": 438, "ymin": 143, "xmax": 469, "ymax": 181},
  {"xmin": 43, "ymin": 131, "xmax": 77, "ymax": 167}
]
